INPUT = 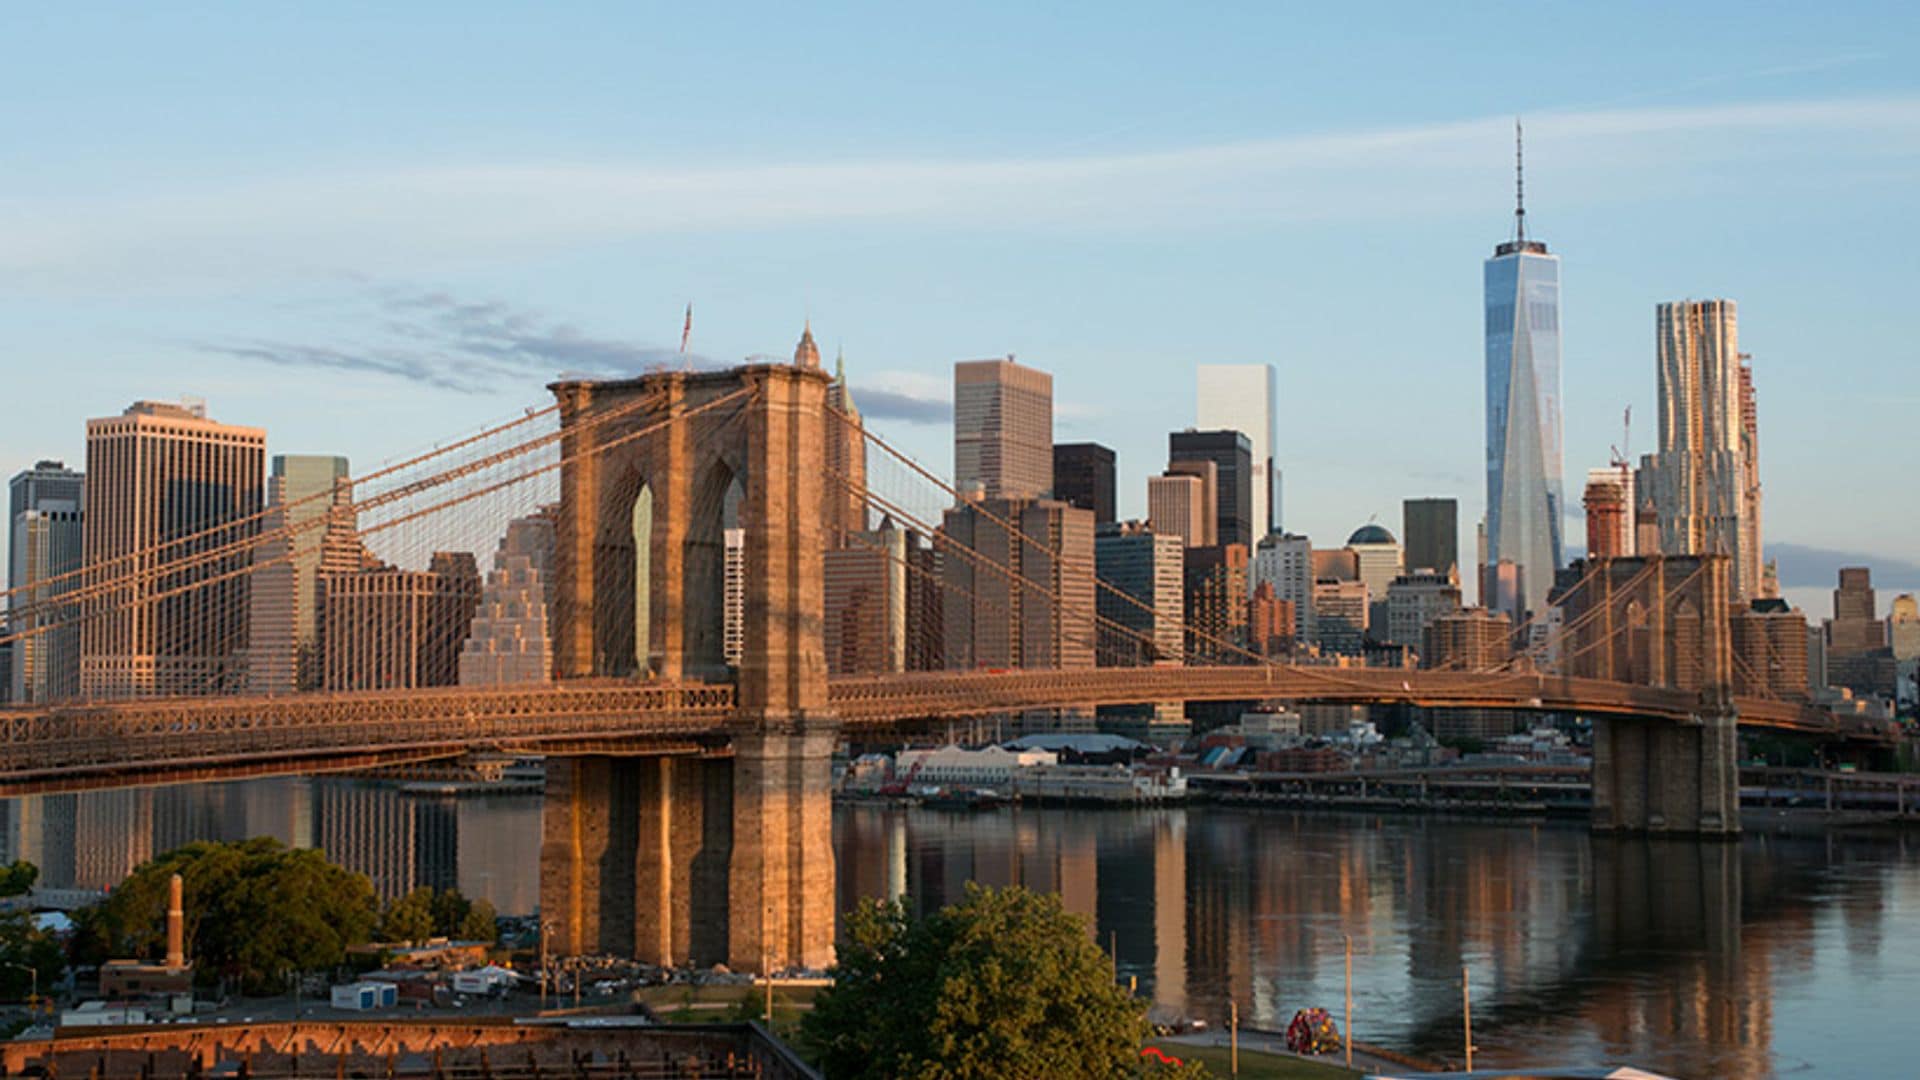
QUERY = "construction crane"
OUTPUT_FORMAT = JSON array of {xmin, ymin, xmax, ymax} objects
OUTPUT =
[{"xmin": 1609, "ymin": 405, "xmax": 1632, "ymax": 470}]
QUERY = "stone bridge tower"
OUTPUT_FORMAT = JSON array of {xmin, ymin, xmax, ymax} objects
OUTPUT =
[
  {"xmin": 541, "ymin": 359, "xmax": 837, "ymax": 972},
  {"xmin": 1562, "ymin": 555, "xmax": 1739, "ymax": 835}
]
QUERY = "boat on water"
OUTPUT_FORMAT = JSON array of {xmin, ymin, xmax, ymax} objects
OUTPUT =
[{"xmin": 921, "ymin": 787, "xmax": 1012, "ymax": 811}]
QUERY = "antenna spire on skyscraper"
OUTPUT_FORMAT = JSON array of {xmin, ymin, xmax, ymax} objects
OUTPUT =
[{"xmin": 1514, "ymin": 117, "xmax": 1526, "ymax": 244}]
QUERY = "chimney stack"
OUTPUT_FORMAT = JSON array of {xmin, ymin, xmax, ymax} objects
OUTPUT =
[{"xmin": 166, "ymin": 873, "xmax": 185, "ymax": 970}]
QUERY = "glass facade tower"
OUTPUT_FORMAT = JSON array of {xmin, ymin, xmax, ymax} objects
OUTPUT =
[{"xmin": 1483, "ymin": 224, "xmax": 1563, "ymax": 616}]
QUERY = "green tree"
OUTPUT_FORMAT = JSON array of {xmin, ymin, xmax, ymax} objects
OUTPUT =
[
  {"xmin": 457, "ymin": 898, "xmax": 498, "ymax": 943},
  {"xmin": 429, "ymin": 887, "xmax": 471, "ymax": 938},
  {"xmin": 803, "ymin": 883, "xmax": 1155, "ymax": 1080},
  {"xmin": 0, "ymin": 861, "xmax": 61, "ymax": 1003},
  {"xmin": 381, "ymin": 887, "xmax": 438, "ymax": 944},
  {"xmin": 74, "ymin": 838, "xmax": 377, "ymax": 995}
]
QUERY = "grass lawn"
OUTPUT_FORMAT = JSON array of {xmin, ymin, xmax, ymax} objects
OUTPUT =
[
  {"xmin": 1145, "ymin": 1041, "xmax": 1361, "ymax": 1080},
  {"xmin": 631, "ymin": 983, "xmax": 820, "ymax": 1040}
]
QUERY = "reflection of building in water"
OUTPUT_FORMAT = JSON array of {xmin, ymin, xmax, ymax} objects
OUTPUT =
[
  {"xmin": 1151, "ymin": 812, "xmax": 1187, "ymax": 1015},
  {"xmin": 312, "ymin": 781, "xmax": 458, "ymax": 901},
  {"xmin": 456, "ymin": 797, "xmax": 541, "ymax": 916},
  {"xmin": 74, "ymin": 789, "xmax": 153, "ymax": 890}
]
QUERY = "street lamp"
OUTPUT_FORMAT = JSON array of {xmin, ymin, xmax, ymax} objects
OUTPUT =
[
  {"xmin": 539, "ymin": 920, "xmax": 555, "ymax": 1010},
  {"xmin": 3, "ymin": 963, "xmax": 38, "ymax": 1012}
]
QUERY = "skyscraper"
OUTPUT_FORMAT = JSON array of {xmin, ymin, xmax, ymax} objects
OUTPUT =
[
  {"xmin": 1183, "ymin": 543, "xmax": 1249, "ymax": 663},
  {"xmin": 1147, "ymin": 470, "xmax": 1211, "ymax": 548},
  {"xmin": 1483, "ymin": 124, "xmax": 1564, "ymax": 618},
  {"xmin": 8, "ymin": 461, "xmax": 84, "ymax": 703},
  {"xmin": 1052, "ymin": 443, "xmax": 1116, "ymax": 525},
  {"xmin": 247, "ymin": 455, "xmax": 358, "ymax": 693},
  {"xmin": 1169, "ymin": 430, "xmax": 1253, "ymax": 549},
  {"xmin": 316, "ymin": 551, "xmax": 480, "ymax": 691},
  {"xmin": 1196, "ymin": 364, "xmax": 1277, "ymax": 536},
  {"xmin": 824, "ymin": 519, "xmax": 909, "ymax": 675},
  {"xmin": 81, "ymin": 400, "xmax": 266, "ymax": 698},
  {"xmin": 1641, "ymin": 300, "xmax": 1762, "ymax": 598},
  {"xmin": 1402, "ymin": 498, "xmax": 1458, "ymax": 578},
  {"xmin": 940, "ymin": 497, "xmax": 1094, "ymax": 671},
  {"xmin": 823, "ymin": 347, "xmax": 869, "ymax": 546},
  {"xmin": 953, "ymin": 358, "xmax": 1052, "ymax": 501},
  {"xmin": 458, "ymin": 513, "xmax": 557, "ymax": 686},
  {"xmin": 1095, "ymin": 523, "xmax": 1184, "ymax": 667}
]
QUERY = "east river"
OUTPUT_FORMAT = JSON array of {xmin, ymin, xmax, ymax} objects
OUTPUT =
[{"xmin": 7, "ymin": 780, "xmax": 1920, "ymax": 1078}]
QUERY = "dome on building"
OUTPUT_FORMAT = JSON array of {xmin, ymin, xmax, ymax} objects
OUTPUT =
[{"xmin": 1347, "ymin": 523, "xmax": 1397, "ymax": 546}]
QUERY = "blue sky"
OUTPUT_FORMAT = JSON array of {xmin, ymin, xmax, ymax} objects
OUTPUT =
[{"xmin": 3, "ymin": 2, "xmax": 1917, "ymax": 614}]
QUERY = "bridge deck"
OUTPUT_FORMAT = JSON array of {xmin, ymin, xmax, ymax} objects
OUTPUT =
[{"xmin": 0, "ymin": 667, "xmax": 1891, "ymax": 795}]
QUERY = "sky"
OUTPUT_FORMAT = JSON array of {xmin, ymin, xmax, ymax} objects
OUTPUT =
[{"xmin": 2, "ymin": 2, "xmax": 1917, "ymax": 617}]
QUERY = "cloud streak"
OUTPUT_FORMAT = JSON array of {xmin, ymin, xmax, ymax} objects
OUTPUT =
[
  {"xmin": 8, "ymin": 96, "xmax": 1920, "ymax": 288},
  {"xmin": 191, "ymin": 286, "xmax": 701, "ymax": 394}
]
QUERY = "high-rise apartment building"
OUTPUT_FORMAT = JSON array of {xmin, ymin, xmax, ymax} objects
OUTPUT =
[
  {"xmin": 1483, "ymin": 128, "xmax": 1564, "ymax": 619},
  {"xmin": 1183, "ymin": 543, "xmax": 1248, "ymax": 663},
  {"xmin": 81, "ymin": 400, "xmax": 266, "ymax": 698},
  {"xmin": 1094, "ymin": 523, "xmax": 1184, "ymax": 666},
  {"xmin": 8, "ymin": 461, "xmax": 84, "ymax": 703},
  {"xmin": 1385, "ymin": 572, "xmax": 1462, "ymax": 650},
  {"xmin": 247, "ymin": 455, "xmax": 359, "ymax": 694},
  {"xmin": 1731, "ymin": 599, "xmax": 1809, "ymax": 701},
  {"xmin": 1422, "ymin": 607, "xmax": 1512, "ymax": 671},
  {"xmin": 824, "ymin": 519, "xmax": 909, "ymax": 675},
  {"xmin": 1196, "ymin": 364, "xmax": 1278, "ymax": 536},
  {"xmin": 1169, "ymin": 430, "xmax": 1253, "ymax": 549},
  {"xmin": 1052, "ymin": 443, "xmax": 1116, "ymax": 525},
  {"xmin": 940, "ymin": 497, "xmax": 1094, "ymax": 671},
  {"xmin": 904, "ymin": 533, "xmax": 943, "ymax": 672},
  {"xmin": 1402, "ymin": 498, "xmax": 1458, "ymax": 578},
  {"xmin": 1640, "ymin": 300, "xmax": 1763, "ymax": 598},
  {"xmin": 1147, "ymin": 470, "xmax": 1212, "ymax": 548},
  {"xmin": 1828, "ymin": 567, "xmax": 1884, "ymax": 656},
  {"xmin": 953, "ymin": 358, "xmax": 1052, "ymax": 501},
  {"xmin": 316, "ymin": 551, "xmax": 480, "ymax": 692},
  {"xmin": 1247, "ymin": 582, "xmax": 1295, "ymax": 657},
  {"xmin": 823, "ymin": 348, "xmax": 869, "ymax": 546},
  {"xmin": 1252, "ymin": 533, "xmax": 1314, "ymax": 643},
  {"xmin": 1581, "ymin": 464, "xmax": 1634, "ymax": 561},
  {"xmin": 1311, "ymin": 578, "xmax": 1368, "ymax": 656}
]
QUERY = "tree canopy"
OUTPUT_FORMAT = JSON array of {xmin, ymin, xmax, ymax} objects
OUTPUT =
[
  {"xmin": 0, "ymin": 860, "xmax": 61, "ymax": 1002},
  {"xmin": 73, "ymin": 838, "xmax": 377, "ymax": 994},
  {"xmin": 380, "ymin": 886, "xmax": 498, "ymax": 945},
  {"xmin": 804, "ymin": 883, "xmax": 1178, "ymax": 1079}
]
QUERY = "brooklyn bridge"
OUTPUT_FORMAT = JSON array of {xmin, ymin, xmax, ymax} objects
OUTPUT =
[{"xmin": 0, "ymin": 349, "xmax": 1898, "ymax": 973}]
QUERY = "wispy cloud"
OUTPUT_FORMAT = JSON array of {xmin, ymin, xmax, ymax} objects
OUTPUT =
[
  {"xmin": 7, "ymin": 96, "xmax": 1920, "ymax": 289},
  {"xmin": 190, "ymin": 286, "xmax": 699, "ymax": 394},
  {"xmin": 1770, "ymin": 542, "xmax": 1920, "ymax": 590},
  {"xmin": 857, "ymin": 388, "xmax": 950, "ymax": 425}
]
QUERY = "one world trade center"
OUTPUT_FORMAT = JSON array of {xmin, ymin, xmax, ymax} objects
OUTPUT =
[{"xmin": 1483, "ymin": 122, "xmax": 1562, "ymax": 619}]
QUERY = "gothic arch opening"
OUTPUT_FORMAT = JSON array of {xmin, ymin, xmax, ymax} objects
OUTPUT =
[
  {"xmin": 682, "ymin": 462, "xmax": 741, "ymax": 677},
  {"xmin": 632, "ymin": 482, "xmax": 653, "ymax": 674},
  {"xmin": 1624, "ymin": 599, "xmax": 1650, "ymax": 685}
]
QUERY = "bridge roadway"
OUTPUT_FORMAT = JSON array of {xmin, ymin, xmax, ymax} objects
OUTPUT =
[{"xmin": 0, "ymin": 667, "xmax": 1895, "ymax": 795}]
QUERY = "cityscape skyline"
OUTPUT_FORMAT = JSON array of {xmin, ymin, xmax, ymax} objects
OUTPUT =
[{"xmin": 2, "ymin": 6, "xmax": 1917, "ymax": 623}]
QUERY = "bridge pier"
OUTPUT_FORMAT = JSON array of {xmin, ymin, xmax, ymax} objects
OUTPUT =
[
  {"xmin": 1591, "ymin": 710, "xmax": 1740, "ymax": 836},
  {"xmin": 540, "ymin": 754, "xmax": 734, "ymax": 967}
]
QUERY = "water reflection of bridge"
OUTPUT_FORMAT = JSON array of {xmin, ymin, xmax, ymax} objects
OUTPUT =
[{"xmin": 834, "ymin": 804, "xmax": 1898, "ymax": 1075}]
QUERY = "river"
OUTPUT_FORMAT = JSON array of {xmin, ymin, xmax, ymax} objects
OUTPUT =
[{"xmin": 6, "ymin": 781, "xmax": 1917, "ymax": 1077}]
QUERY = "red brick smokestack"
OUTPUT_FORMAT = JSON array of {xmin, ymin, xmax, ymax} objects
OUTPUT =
[{"xmin": 166, "ymin": 873, "xmax": 185, "ymax": 969}]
